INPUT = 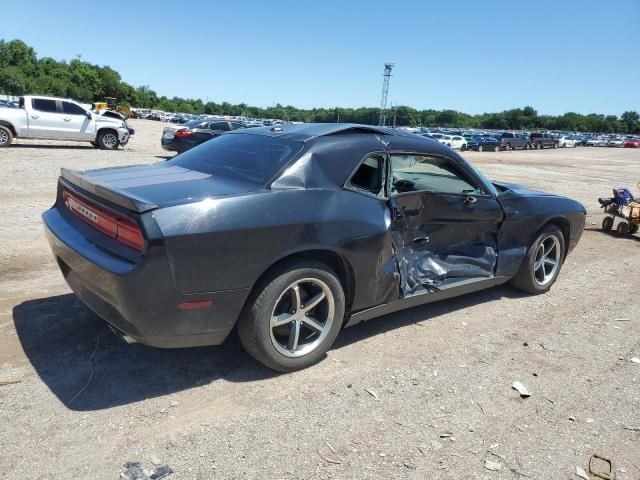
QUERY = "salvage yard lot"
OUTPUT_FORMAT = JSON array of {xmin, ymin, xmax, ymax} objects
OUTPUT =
[{"xmin": 1, "ymin": 120, "xmax": 639, "ymax": 479}]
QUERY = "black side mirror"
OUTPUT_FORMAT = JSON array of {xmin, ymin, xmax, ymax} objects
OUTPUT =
[{"xmin": 86, "ymin": 111, "xmax": 92, "ymax": 119}]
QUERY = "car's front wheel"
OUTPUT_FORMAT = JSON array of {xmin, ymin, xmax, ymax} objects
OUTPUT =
[
  {"xmin": 238, "ymin": 261, "xmax": 345, "ymax": 372},
  {"xmin": 510, "ymin": 225, "xmax": 565, "ymax": 294},
  {"xmin": 97, "ymin": 130, "xmax": 120, "ymax": 150}
]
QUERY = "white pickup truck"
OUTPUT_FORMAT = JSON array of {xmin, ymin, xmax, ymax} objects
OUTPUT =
[{"xmin": 0, "ymin": 95, "xmax": 131, "ymax": 149}]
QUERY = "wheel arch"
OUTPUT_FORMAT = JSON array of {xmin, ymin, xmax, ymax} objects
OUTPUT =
[
  {"xmin": 0, "ymin": 121, "xmax": 17, "ymax": 136},
  {"xmin": 96, "ymin": 126, "xmax": 119, "ymax": 137},
  {"xmin": 245, "ymin": 248, "xmax": 356, "ymax": 319},
  {"xmin": 539, "ymin": 216, "xmax": 570, "ymax": 259}
]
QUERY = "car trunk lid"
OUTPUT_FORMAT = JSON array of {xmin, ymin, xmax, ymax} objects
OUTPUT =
[{"xmin": 60, "ymin": 163, "xmax": 263, "ymax": 213}]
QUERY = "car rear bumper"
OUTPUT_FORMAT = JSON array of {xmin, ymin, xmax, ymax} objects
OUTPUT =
[
  {"xmin": 42, "ymin": 206, "xmax": 249, "ymax": 348},
  {"xmin": 161, "ymin": 138, "xmax": 180, "ymax": 152}
]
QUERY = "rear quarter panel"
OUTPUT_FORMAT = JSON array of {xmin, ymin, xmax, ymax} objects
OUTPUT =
[{"xmin": 153, "ymin": 188, "xmax": 399, "ymax": 312}]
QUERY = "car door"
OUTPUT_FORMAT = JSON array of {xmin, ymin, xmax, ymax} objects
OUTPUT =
[
  {"xmin": 387, "ymin": 152, "xmax": 504, "ymax": 297},
  {"xmin": 27, "ymin": 98, "xmax": 64, "ymax": 138},
  {"xmin": 60, "ymin": 101, "xmax": 94, "ymax": 140}
]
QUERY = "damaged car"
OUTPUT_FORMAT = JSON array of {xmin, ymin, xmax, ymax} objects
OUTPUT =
[{"xmin": 43, "ymin": 124, "xmax": 586, "ymax": 372}]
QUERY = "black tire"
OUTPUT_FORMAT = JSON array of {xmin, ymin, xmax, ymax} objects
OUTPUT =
[
  {"xmin": 461, "ymin": 144, "xmax": 467, "ymax": 152},
  {"xmin": 553, "ymin": 142, "xmax": 558, "ymax": 149},
  {"xmin": 90, "ymin": 141, "xmax": 98, "ymax": 148},
  {"xmin": 238, "ymin": 261, "xmax": 346, "ymax": 372},
  {"xmin": 478, "ymin": 145, "xmax": 483, "ymax": 152},
  {"xmin": 616, "ymin": 222, "xmax": 629, "ymax": 236},
  {"xmin": 526, "ymin": 143, "xmax": 531, "ymax": 150},
  {"xmin": 602, "ymin": 216, "xmax": 614, "ymax": 232},
  {"xmin": 510, "ymin": 225, "xmax": 565, "ymax": 295},
  {"xmin": 536, "ymin": 143, "xmax": 542, "ymax": 150},
  {"xmin": 493, "ymin": 145, "xmax": 499, "ymax": 152},
  {"xmin": 97, "ymin": 130, "xmax": 120, "ymax": 150},
  {"xmin": 0, "ymin": 125, "xmax": 13, "ymax": 147},
  {"xmin": 629, "ymin": 224, "xmax": 639, "ymax": 235},
  {"xmin": 506, "ymin": 143, "xmax": 511, "ymax": 151}
]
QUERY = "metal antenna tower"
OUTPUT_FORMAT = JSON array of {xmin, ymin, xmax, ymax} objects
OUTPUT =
[{"xmin": 378, "ymin": 62, "xmax": 394, "ymax": 126}]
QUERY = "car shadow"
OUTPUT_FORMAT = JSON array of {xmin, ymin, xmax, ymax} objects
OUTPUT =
[
  {"xmin": 13, "ymin": 294, "xmax": 276, "ymax": 411},
  {"xmin": 334, "ymin": 284, "xmax": 526, "ymax": 349},
  {"xmin": 11, "ymin": 144, "xmax": 94, "ymax": 150},
  {"xmin": 14, "ymin": 285, "xmax": 525, "ymax": 411},
  {"xmin": 585, "ymin": 226, "xmax": 640, "ymax": 243}
]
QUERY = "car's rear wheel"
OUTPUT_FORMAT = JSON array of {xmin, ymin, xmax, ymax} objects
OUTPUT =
[
  {"xmin": 553, "ymin": 143, "xmax": 558, "ymax": 149},
  {"xmin": 238, "ymin": 261, "xmax": 345, "ymax": 372},
  {"xmin": 493, "ymin": 145, "xmax": 499, "ymax": 152},
  {"xmin": 0, "ymin": 126, "xmax": 13, "ymax": 147},
  {"xmin": 510, "ymin": 225, "xmax": 565, "ymax": 294},
  {"xmin": 602, "ymin": 216, "xmax": 614, "ymax": 232},
  {"xmin": 629, "ymin": 224, "xmax": 639, "ymax": 235},
  {"xmin": 97, "ymin": 130, "xmax": 120, "ymax": 150}
]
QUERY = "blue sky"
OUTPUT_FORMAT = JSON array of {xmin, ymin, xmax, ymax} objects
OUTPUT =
[{"xmin": 4, "ymin": 0, "xmax": 639, "ymax": 115}]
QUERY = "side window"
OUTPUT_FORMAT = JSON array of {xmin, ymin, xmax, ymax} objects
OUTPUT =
[
  {"xmin": 62, "ymin": 101, "xmax": 86, "ymax": 115},
  {"xmin": 32, "ymin": 99, "xmax": 58, "ymax": 113},
  {"xmin": 347, "ymin": 154, "xmax": 385, "ymax": 196},
  {"xmin": 389, "ymin": 154, "xmax": 481, "ymax": 196},
  {"xmin": 211, "ymin": 122, "xmax": 231, "ymax": 131}
]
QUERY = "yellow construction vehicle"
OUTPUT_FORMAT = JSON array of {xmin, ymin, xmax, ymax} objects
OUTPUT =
[{"xmin": 93, "ymin": 97, "xmax": 132, "ymax": 118}]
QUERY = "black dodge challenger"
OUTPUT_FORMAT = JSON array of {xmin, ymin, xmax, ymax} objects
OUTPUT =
[{"xmin": 43, "ymin": 124, "xmax": 585, "ymax": 371}]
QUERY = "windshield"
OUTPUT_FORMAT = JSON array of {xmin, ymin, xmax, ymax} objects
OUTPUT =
[{"xmin": 169, "ymin": 133, "xmax": 303, "ymax": 184}]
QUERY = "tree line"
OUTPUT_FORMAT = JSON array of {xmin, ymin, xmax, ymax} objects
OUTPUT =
[{"xmin": 1, "ymin": 39, "xmax": 638, "ymax": 134}]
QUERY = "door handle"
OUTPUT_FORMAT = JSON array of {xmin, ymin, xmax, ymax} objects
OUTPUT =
[
  {"xmin": 31, "ymin": 115, "xmax": 39, "ymax": 119},
  {"xmin": 64, "ymin": 118, "xmax": 71, "ymax": 122},
  {"xmin": 412, "ymin": 236, "xmax": 430, "ymax": 244}
]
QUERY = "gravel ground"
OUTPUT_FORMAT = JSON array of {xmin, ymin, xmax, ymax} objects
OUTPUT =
[{"xmin": 0, "ymin": 120, "xmax": 639, "ymax": 479}]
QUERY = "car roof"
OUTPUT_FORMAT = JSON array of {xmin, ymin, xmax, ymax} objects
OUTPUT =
[{"xmin": 227, "ymin": 123, "xmax": 399, "ymax": 142}]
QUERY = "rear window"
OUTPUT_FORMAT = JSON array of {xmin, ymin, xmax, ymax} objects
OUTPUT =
[{"xmin": 169, "ymin": 133, "xmax": 302, "ymax": 184}]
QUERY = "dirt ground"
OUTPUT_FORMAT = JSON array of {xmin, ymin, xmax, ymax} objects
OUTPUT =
[{"xmin": 1, "ymin": 120, "xmax": 639, "ymax": 479}]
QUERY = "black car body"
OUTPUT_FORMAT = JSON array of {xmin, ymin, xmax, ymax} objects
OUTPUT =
[
  {"xmin": 530, "ymin": 133, "xmax": 558, "ymax": 149},
  {"xmin": 43, "ymin": 124, "xmax": 585, "ymax": 371},
  {"xmin": 467, "ymin": 135, "xmax": 501, "ymax": 152},
  {"xmin": 161, "ymin": 119, "xmax": 245, "ymax": 153}
]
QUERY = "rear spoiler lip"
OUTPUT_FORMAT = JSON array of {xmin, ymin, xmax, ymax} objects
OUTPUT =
[{"xmin": 60, "ymin": 168, "xmax": 158, "ymax": 213}]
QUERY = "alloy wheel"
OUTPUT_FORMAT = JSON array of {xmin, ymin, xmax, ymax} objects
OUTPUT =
[
  {"xmin": 269, "ymin": 278, "xmax": 335, "ymax": 358},
  {"xmin": 103, "ymin": 133, "xmax": 118, "ymax": 148},
  {"xmin": 0, "ymin": 129, "xmax": 8, "ymax": 145},
  {"xmin": 533, "ymin": 235, "xmax": 561, "ymax": 286}
]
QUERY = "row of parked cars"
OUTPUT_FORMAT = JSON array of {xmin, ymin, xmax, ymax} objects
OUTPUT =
[{"xmin": 414, "ymin": 128, "xmax": 640, "ymax": 152}]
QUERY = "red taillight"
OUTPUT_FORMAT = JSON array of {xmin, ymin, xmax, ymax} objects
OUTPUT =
[
  {"xmin": 63, "ymin": 189, "xmax": 145, "ymax": 252},
  {"xmin": 116, "ymin": 218, "xmax": 144, "ymax": 251},
  {"xmin": 174, "ymin": 129, "xmax": 191, "ymax": 138}
]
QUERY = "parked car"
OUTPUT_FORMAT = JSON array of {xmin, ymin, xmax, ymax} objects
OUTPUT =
[
  {"xmin": 499, "ymin": 132, "xmax": 531, "ymax": 150},
  {"xmin": 0, "ymin": 95, "xmax": 130, "ymax": 149},
  {"xmin": 437, "ymin": 134, "xmax": 467, "ymax": 150},
  {"xmin": 623, "ymin": 138, "xmax": 640, "ymax": 148},
  {"xmin": 42, "ymin": 123, "xmax": 585, "ymax": 371},
  {"xmin": 0, "ymin": 99, "xmax": 18, "ymax": 109},
  {"xmin": 607, "ymin": 137, "xmax": 624, "ymax": 147},
  {"xmin": 161, "ymin": 119, "xmax": 246, "ymax": 153},
  {"xmin": 557, "ymin": 135, "xmax": 577, "ymax": 148},
  {"xmin": 585, "ymin": 137, "xmax": 608, "ymax": 147},
  {"xmin": 467, "ymin": 135, "xmax": 501, "ymax": 152},
  {"xmin": 530, "ymin": 133, "xmax": 558, "ymax": 149}
]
